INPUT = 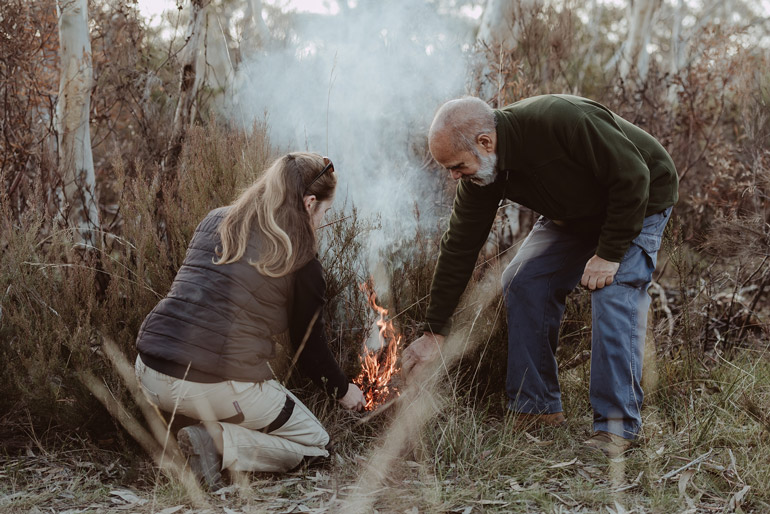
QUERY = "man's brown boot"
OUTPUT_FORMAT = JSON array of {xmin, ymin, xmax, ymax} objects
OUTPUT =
[
  {"xmin": 584, "ymin": 431, "xmax": 633, "ymax": 458},
  {"xmin": 512, "ymin": 411, "xmax": 567, "ymax": 431}
]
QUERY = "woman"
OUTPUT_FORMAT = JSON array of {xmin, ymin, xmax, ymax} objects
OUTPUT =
[{"xmin": 134, "ymin": 152, "xmax": 365, "ymax": 489}]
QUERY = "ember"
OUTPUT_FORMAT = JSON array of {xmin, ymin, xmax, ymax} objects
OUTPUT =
[{"xmin": 353, "ymin": 281, "xmax": 403, "ymax": 411}]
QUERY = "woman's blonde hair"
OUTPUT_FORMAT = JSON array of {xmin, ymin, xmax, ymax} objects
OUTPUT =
[{"xmin": 214, "ymin": 152, "xmax": 336, "ymax": 277}]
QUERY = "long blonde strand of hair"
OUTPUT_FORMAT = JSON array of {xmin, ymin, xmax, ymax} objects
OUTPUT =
[
  {"xmin": 215, "ymin": 158, "xmax": 297, "ymax": 276},
  {"xmin": 215, "ymin": 153, "xmax": 330, "ymax": 278}
]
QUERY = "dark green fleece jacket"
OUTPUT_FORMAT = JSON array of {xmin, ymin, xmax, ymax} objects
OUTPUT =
[{"xmin": 424, "ymin": 94, "xmax": 679, "ymax": 335}]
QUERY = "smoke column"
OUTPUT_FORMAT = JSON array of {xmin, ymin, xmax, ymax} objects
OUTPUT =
[{"xmin": 231, "ymin": 1, "xmax": 474, "ymax": 280}]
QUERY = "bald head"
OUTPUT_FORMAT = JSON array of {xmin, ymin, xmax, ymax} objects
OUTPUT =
[{"xmin": 428, "ymin": 97, "xmax": 496, "ymax": 160}]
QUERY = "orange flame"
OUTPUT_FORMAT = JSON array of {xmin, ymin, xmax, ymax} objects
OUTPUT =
[{"xmin": 353, "ymin": 281, "xmax": 402, "ymax": 411}]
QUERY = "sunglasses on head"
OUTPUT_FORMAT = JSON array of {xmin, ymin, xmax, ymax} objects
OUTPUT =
[{"xmin": 303, "ymin": 156, "xmax": 334, "ymax": 196}]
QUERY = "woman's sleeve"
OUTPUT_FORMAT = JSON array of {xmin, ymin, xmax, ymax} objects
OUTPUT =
[{"xmin": 289, "ymin": 258, "xmax": 350, "ymax": 399}]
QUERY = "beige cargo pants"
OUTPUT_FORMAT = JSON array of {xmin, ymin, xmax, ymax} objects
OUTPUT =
[{"xmin": 135, "ymin": 356, "xmax": 329, "ymax": 473}]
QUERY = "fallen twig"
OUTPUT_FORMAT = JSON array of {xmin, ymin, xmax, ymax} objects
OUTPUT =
[
  {"xmin": 656, "ymin": 449, "xmax": 713, "ymax": 483},
  {"xmin": 560, "ymin": 350, "xmax": 591, "ymax": 371}
]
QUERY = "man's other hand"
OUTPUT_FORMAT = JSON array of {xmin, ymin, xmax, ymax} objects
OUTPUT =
[
  {"xmin": 402, "ymin": 332, "xmax": 445, "ymax": 380},
  {"xmin": 339, "ymin": 383, "xmax": 366, "ymax": 411},
  {"xmin": 581, "ymin": 254, "xmax": 620, "ymax": 290}
]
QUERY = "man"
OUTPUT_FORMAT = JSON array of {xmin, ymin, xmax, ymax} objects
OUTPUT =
[{"xmin": 401, "ymin": 95, "xmax": 678, "ymax": 458}]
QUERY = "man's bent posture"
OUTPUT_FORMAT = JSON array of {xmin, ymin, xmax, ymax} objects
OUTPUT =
[{"xmin": 402, "ymin": 95, "xmax": 678, "ymax": 457}]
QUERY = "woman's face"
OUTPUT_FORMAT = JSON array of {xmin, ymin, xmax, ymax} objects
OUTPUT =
[{"xmin": 306, "ymin": 195, "xmax": 334, "ymax": 230}]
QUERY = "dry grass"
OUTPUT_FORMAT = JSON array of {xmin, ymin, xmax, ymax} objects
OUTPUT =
[
  {"xmin": 2, "ymin": 3, "xmax": 770, "ymax": 511},
  {"xmin": 3, "ymin": 344, "xmax": 769, "ymax": 513},
  {"xmin": 2, "ymin": 209, "xmax": 769, "ymax": 512}
]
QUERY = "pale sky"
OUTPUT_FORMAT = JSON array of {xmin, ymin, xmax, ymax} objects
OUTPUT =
[
  {"xmin": 138, "ymin": 0, "xmax": 770, "ymax": 16},
  {"xmin": 136, "ymin": 0, "xmax": 340, "ymax": 20},
  {"xmin": 137, "ymin": 0, "xmax": 770, "ymax": 24}
]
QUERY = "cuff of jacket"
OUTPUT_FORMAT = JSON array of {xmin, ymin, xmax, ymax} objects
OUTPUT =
[
  {"xmin": 421, "ymin": 320, "xmax": 451, "ymax": 337},
  {"xmin": 596, "ymin": 243, "xmax": 626, "ymax": 263}
]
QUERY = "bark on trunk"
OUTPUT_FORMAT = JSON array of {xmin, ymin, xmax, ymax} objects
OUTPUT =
[
  {"xmin": 201, "ymin": 7, "xmax": 234, "ymax": 110},
  {"xmin": 667, "ymin": 0, "xmax": 686, "ymax": 103},
  {"xmin": 619, "ymin": 0, "xmax": 662, "ymax": 82},
  {"xmin": 243, "ymin": 0, "xmax": 269, "ymax": 49},
  {"xmin": 165, "ymin": 0, "xmax": 210, "ymax": 173},
  {"xmin": 55, "ymin": 0, "xmax": 100, "ymax": 247},
  {"xmin": 477, "ymin": 0, "xmax": 538, "ymax": 53},
  {"xmin": 475, "ymin": 0, "xmax": 538, "ymax": 106}
]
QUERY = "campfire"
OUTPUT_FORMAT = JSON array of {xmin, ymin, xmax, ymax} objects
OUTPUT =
[{"xmin": 353, "ymin": 281, "xmax": 403, "ymax": 411}]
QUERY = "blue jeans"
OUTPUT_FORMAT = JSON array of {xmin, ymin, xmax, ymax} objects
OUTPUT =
[{"xmin": 501, "ymin": 208, "xmax": 672, "ymax": 439}]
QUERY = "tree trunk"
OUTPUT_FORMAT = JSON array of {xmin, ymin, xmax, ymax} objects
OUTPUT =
[
  {"xmin": 55, "ymin": 0, "xmax": 100, "ymax": 247},
  {"xmin": 243, "ymin": 0, "xmax": 269, "ymax": 49},
  {"xmin": 619, "ymin": 0, "xmax": 662, "ymax": 83},
  {"xmin": 477, "ymin": 0, "xmax": 537, "ymax": 53},
  {"xmin": 201, "ymin": 6, "xmax": 234, "ymax": 111},
  {"xmin": 165, "ymin": 0, "xmax": 210, "ymax": 174},
  {"xmin": 475, "ymin": 0, "xmax": 538, "ymax": 106},
  {"xmin": 667, "ymin": 0, "xmax": 686, "ymax": 103},
  {"xmin": 476, "ymin": 0, "xmax": 537, "ymax": 244}
]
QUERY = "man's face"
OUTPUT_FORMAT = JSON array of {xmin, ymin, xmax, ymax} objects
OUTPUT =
[
  {"xmin": 431, "ymin": 133, "xmax": 498, "ymax": 187},
  {"xmin": 465, "ymin": 150, "xmax": 497, "ymax": 186},
  {"xmin": 435, "ymin": 148, "xmax": 498, "ymax": 187}
]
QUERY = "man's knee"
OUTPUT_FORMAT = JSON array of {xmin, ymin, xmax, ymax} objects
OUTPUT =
[
  {"xmin": 501, "ymin": 260, "xmax": 523, "ymax": 291},
  {"xmin": 501, "ymin": 259, "xmax": 542, "ymax": 294}
]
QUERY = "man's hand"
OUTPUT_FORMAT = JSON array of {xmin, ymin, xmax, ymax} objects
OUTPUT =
[
  {"xmin": 581, "ymin": 254, "xmax": 620, "ymax": 290},
  {"xmin": 338, "ymin": 383, "xmax": 366, "ymax": 411},
  {"xmin": 402, "ymin": 332, "xmax": 445, "ymax": 380}
]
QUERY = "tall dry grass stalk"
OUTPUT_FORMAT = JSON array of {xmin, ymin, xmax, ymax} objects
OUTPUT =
[
  {"xmin": 0, "ymin": 119, "xmax": 272, "ymax": 439},
  {"xmin": 2, "ymin": 2, "xmax": 769, "ymax": 511}
]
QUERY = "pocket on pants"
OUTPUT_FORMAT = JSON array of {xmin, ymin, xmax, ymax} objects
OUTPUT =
[
  {"xmin": 138, "ymin": 383, "xmax": 163, "ymax": 408},
  {"xmin": 614, "ymin": 242, "xmax": 658, "ymax": 289},
  {"xmin": 634, "ymin": 207, "xmax": 672, "ymax": 255},
  {"xmin": 617, "ymin": 207, "xmax": 671, "ymax": 283},
  {"xmin": 633, "ymin": 233, "xmax": 661, "ymax": 256}
]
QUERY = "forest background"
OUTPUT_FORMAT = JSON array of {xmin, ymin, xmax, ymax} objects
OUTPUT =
[{"xmin": 1, "ymin": 0, "xmax": 770, "ymax": 512}]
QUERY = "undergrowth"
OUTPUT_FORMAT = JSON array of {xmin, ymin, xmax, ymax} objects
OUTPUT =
[{"xmin": 1, "ymin": 2, "xmax": 769, "ymax": 511}]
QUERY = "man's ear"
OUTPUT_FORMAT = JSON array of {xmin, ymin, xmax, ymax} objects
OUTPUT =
[{"xmin": 477, "ymin": 133, "xmax": 495, "ymax": 153}]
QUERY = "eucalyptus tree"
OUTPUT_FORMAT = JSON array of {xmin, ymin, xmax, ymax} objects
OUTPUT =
[
  {"xmin": 619, "ymin": 0, "xmax": 663, "ymax": 82},
  {"xmin": 165, "ymin": 0, "xmax": 211, "ymax": 173},
  {"xmin": 55, "ymin": 0, "xmax": 100, "ymax": 247}
]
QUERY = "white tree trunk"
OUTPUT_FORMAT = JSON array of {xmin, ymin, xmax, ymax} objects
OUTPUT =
[
  {"xmin": 55, "ymin": 0, "xmax": 100, "ymax": 246},
  {"xmin": 243, "ymin": 0, "xmax": 269, "ymax": 49},
  {"xmin": 477, "ymin": 0, "xmax": 538, "ymax": 53},
  {"xmin": 667, "ymin": 0, "xmax": 686, "ymax": 103},
  {"xmin": 475, "ymin": 0, "xmax": 539, "ymax": 106},
  {"xmin": 201, "ymin": 8, "xmax": 234, "ymax": 110},
  {"xmin": 578, "ymin": 0, "xmax": 604, "ymax": 88},
  {"xmin": 166, "ymin": 0, "xmax": 210, "ymax": 172},
  {"xmin": 619, "ymin": 0, "xmax": 662, "ymax": 83}
]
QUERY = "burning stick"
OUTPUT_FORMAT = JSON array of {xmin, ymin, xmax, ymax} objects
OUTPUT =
[{"xmin": 353, "ymin": 281, "xmax": 403, "ymax": 411}]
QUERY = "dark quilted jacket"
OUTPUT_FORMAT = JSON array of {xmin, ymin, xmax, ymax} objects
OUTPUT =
[{"xmin": 136, "ymin": 207, "xmax": 294, "ymax": 382}]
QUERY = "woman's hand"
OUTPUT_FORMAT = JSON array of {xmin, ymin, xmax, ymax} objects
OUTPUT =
[{"xmin": 339, "ymin": 383, "xmax": 366, "ymax": 411}]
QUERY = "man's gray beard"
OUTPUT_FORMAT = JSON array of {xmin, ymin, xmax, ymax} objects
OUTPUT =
[{"xmin": 465, "ymin": 152, "xmax": 498, "ymax": 186}]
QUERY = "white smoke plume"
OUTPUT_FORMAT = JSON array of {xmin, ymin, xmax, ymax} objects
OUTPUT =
[{"xmin": 230, "ymin": 0, "xmax": 475, "ymax": 285}]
